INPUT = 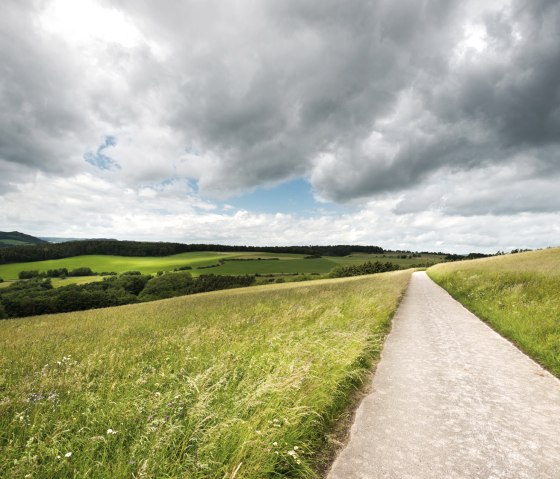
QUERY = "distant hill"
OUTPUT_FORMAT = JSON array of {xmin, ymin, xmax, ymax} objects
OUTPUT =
[
  {"xmin": 0, "ymin": 231, "xmax": 48, "ymax": 248},
  {"xmin": 0, "ymin": 239, "xmax": 385, "ymax": 265}
]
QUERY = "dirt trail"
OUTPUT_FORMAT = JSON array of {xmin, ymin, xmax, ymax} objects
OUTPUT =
[{"xmin": 327, "ymin": 271, "xmax": 560, "ymax": 479}]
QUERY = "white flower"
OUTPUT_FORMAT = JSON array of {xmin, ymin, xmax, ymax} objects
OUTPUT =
[
  {"xmin": 65, "ymin": 452, "xmax": 72, "ymax": 457},
  {"xmin": 272, "ymin": 442, "xmax": 278, "ymax": 446},
  {"xmin": 107, "ymin": 428, "xmax": 117, "ymax": 435}
]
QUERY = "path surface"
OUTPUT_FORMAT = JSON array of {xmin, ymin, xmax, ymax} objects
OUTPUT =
[{"xmin": 327, "ymin": 271, "xmax": 560, "ymax": 479}]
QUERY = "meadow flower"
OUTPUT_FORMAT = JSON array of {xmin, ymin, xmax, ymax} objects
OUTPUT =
[
  {"xmin": 65, "ymin": 452, "xmax": 72, "ymax": 457},
  {"xmin": 107, "ymin": 428, "xmax": 117, "ymax": 435}
]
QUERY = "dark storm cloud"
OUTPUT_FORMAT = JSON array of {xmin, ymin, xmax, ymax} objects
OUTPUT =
[
  {"xmin": 110, "ymin": 0, "xmax": 560, "ymax": 209},
  {"xmin": 106, "ymin": 0, "xmax": 466, "ymax": 195},
  {"xmin": 2, "ymin": 0, "xmax": 559, "ymax": 217}
]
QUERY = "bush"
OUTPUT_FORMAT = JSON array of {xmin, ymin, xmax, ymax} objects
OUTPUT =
[
  {"xmin": 120, "ymin": 271, "xmax": 142, "ymax": 276},
  {"xmin": 68, "ymin": 267, "xmax": 95, "ymax": 277},
  {"xmin": 0, "ymin": 277, "xmax": 3, "ymax": 283},
  {"xmin": 18, "ymin": 270, "xmax": 40, "ymax": 280},
  {"xmin": 139, "ymin": 271, "xmax": 194, "ymax": 301},
  {"xmin": 46, "ymin": 268, "xmax": 68, "ymax": 278},
  {"xmin": 329, "ymin": 261, "xmax": 401, "ymax": 278}
]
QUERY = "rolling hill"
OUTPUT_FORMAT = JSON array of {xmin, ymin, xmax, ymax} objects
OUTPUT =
[{"xmin": 0, "ymin": 231, "xmax": 48, "ymax": 248}]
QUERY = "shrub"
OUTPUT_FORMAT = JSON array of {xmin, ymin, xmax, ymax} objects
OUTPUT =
[
  {"xmin": 139, "ymin": 271, "xmax": 194, "ymax": 301},
  {"xmin": 46, "ymin": 268, "xmax": 68, "ymax": 278},
  {"xmin": 68, "ymin": 267, "xmax": 95, "ymax": 277},
  {"xmin": 329, "ymin": 261, "xmax": 401, "ymax": 278},
  {"xmin": 18, "ymin": 270, "xmax": 40, "ymax": 280}
]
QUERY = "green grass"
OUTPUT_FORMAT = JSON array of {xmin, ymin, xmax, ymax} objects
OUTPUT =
[
  {"xmin": 0, "ymin": 251, "xmax": 444, "ymax": 281},
  {"xmin": 329, "ymin": 253, "xmax": 444, "ymax": 268},
  {"xmin": 202, "ymin": 258, "xmax": 337, "ymax": 276},
  {"xmin": 0, "ymin": 252, "xmax": 233, "ymax": 280},
  {"xmin": 428, "ymin": 248, "xmax": 560, "ymax": 377},
  {"xmin": 0, "ymin": 270, "xmax": 411, "ymax": 478}
]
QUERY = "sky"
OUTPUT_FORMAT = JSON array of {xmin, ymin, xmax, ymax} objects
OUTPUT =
[{"xmin": 1, "ymin": 0, "xmax": 559, "ymax": 253}]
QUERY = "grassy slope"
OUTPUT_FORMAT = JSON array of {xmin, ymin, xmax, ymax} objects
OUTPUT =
[
  {"xmin": 0, "ymin": 251, "xmax": 443, "ymax": 281},
  {"xmin": 0, "ymin": 240, "xmax": 31, "ymax": 246},
  {"xmin": 330, "ymin": 253, "xmax": 444, "ymax": 268},
  {"xmin": 428, "ymin": 248, "xmax": 560, "ymax": 377},
  {"xmin": 0, "ymin": 252, "xmax": 232, "ymax": 280},
  {"xmin": 0, "ymin": 270, "xmax": 412, "ymax": 479},
  {"xmin": 203, "ymin": 258, "xmax": 336, "ymax": 276}
]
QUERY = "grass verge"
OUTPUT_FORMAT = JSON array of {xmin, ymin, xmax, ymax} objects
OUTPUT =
[
  {"xmin": 428, "ymin": 248, "xmax": 560, "ymax": 377},
  {"xmin": 0, "ymin": 270, "xmax": 411, "ymax": 478}
]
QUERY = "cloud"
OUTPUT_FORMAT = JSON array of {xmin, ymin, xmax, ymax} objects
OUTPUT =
[{"xmin": 1, "ymin": 0, "xmax": 559, "ymax": 251}]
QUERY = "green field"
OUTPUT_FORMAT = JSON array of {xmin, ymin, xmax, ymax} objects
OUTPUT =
[
  {"xmin": 330, "ymin": 253, "xmax": 444, "ymax": 268},
  {"xmin": 0, "ymin": 270, "xmax": 411, "ymax": 478},
  {"xmin": 428, "ymin": 248, "xmax": 560, "ymax": 377},
  {"xmin": 0, "ymin": 252, "xmax": 231, "ymax": 280},
  {"xmin": 0, "ymin": 251, "xmax": 443, "ymax": 282}
]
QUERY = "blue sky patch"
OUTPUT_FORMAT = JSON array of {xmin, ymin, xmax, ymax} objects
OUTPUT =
[
  {"xmin": 84, "ymin": 136, "xmax": 120, "ymax": 171},
  {"xmin": 226, "ymin": 177, "xmax": 349, "ymax": 216}
]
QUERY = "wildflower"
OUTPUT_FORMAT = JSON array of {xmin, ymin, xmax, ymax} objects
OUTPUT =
[
  {"xmin": 107, "ymin": 428, "xmax": 117, "ymax": 435},
  {"xmin": 293, "ymin": 446, "xmax": 299, "ymax": 450},
  {"xmin": 65, "ymin": 452, "xmax": 72, "ymax": 458},
  {"xmin": 272, "ymin": 442, "xmax": 278, "ymax": 446}
]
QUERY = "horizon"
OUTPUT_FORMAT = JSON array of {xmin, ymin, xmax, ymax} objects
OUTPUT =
[
  {"xmin": 3, "ymin": 230, "xmax": 551, "ymax": 256},
  {"xmin": 1, "ymin": 1, "xmax": 559, "ymax": 254}
]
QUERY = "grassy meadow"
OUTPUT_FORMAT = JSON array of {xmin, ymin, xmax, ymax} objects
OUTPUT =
[
  {"xmin": 0, "ymin": 252, "xmax": 232, "ymax": 280},
  {"xmin": 428, "ymin": 248, "xmax": 560, "ymax": 377},
  {"xmin": 0, "ymin": 251, "xmax": 443, "ymax": 283},
  {"xmin": 330, "ymin": 253, "xmax": 444, "ymax": 268},
  {"xmin": 0, "ymin": 270, "xmax": 412, "ymax": 478}
]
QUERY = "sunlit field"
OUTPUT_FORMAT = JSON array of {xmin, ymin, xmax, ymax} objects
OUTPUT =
[
  {"xmin": 428, "ymin": 248, "xmax": 560, "ymax": 377},
  {"xmin": 0, "ymin": 251, "xmax": 444, "ymax": 282},
  {"xmin": 0, "ymin": 270, "xmax": 411, "ymax": 478}
]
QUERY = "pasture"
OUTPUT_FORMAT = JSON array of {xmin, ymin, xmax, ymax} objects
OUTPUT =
[
  {"xmin": 0, "ymin": 251, "xmax": 443, "ymax": 282},
  {"xmin": 0, "ymin": 270, "xmax": 411, "ymax": 478},
  {"xmin": 428, "ymin": 248, "xmax": 560, "ymax": 377}
]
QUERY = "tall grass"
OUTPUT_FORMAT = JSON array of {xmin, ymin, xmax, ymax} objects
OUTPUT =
[
  {"xmin": 0, "ymin": 270, "xmax": 411, "ymax": 478},
  {"xmin": 428, "ymin": 248, "xmax": 560, "ymax": 377}
]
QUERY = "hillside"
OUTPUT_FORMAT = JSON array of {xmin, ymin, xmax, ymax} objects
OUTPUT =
[
  {"xmin": 0, "ymin": 270, "xmax": 411, "ymax": 478},
  {"xmin": 0, "ymin": 239, "xmax": 384, "ymax": 265},
  {"xmin": 428, "ymin": 247, "xmax": 560, "ymax": 376},
  {"xmin": 0, "ymin": 231, "xmax": 48, "ymax": 248}
]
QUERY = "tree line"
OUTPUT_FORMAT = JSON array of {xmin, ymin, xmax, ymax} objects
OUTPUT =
[
  {"xmin": 329, "ymin": 261, "xmax": 401, "ymax": 278},
  {"xmin": 0, "ymin": 240, "xmax": 384, "ymax": 265},
  {"xmin": 0, "ymin": 272, "xmax": 255, "ymax": 319}
]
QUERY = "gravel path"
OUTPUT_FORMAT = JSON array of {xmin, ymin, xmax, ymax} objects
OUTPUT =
[{"xmin": 327, "ymin": 271, "xmax": 560, "ymax": 479}]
